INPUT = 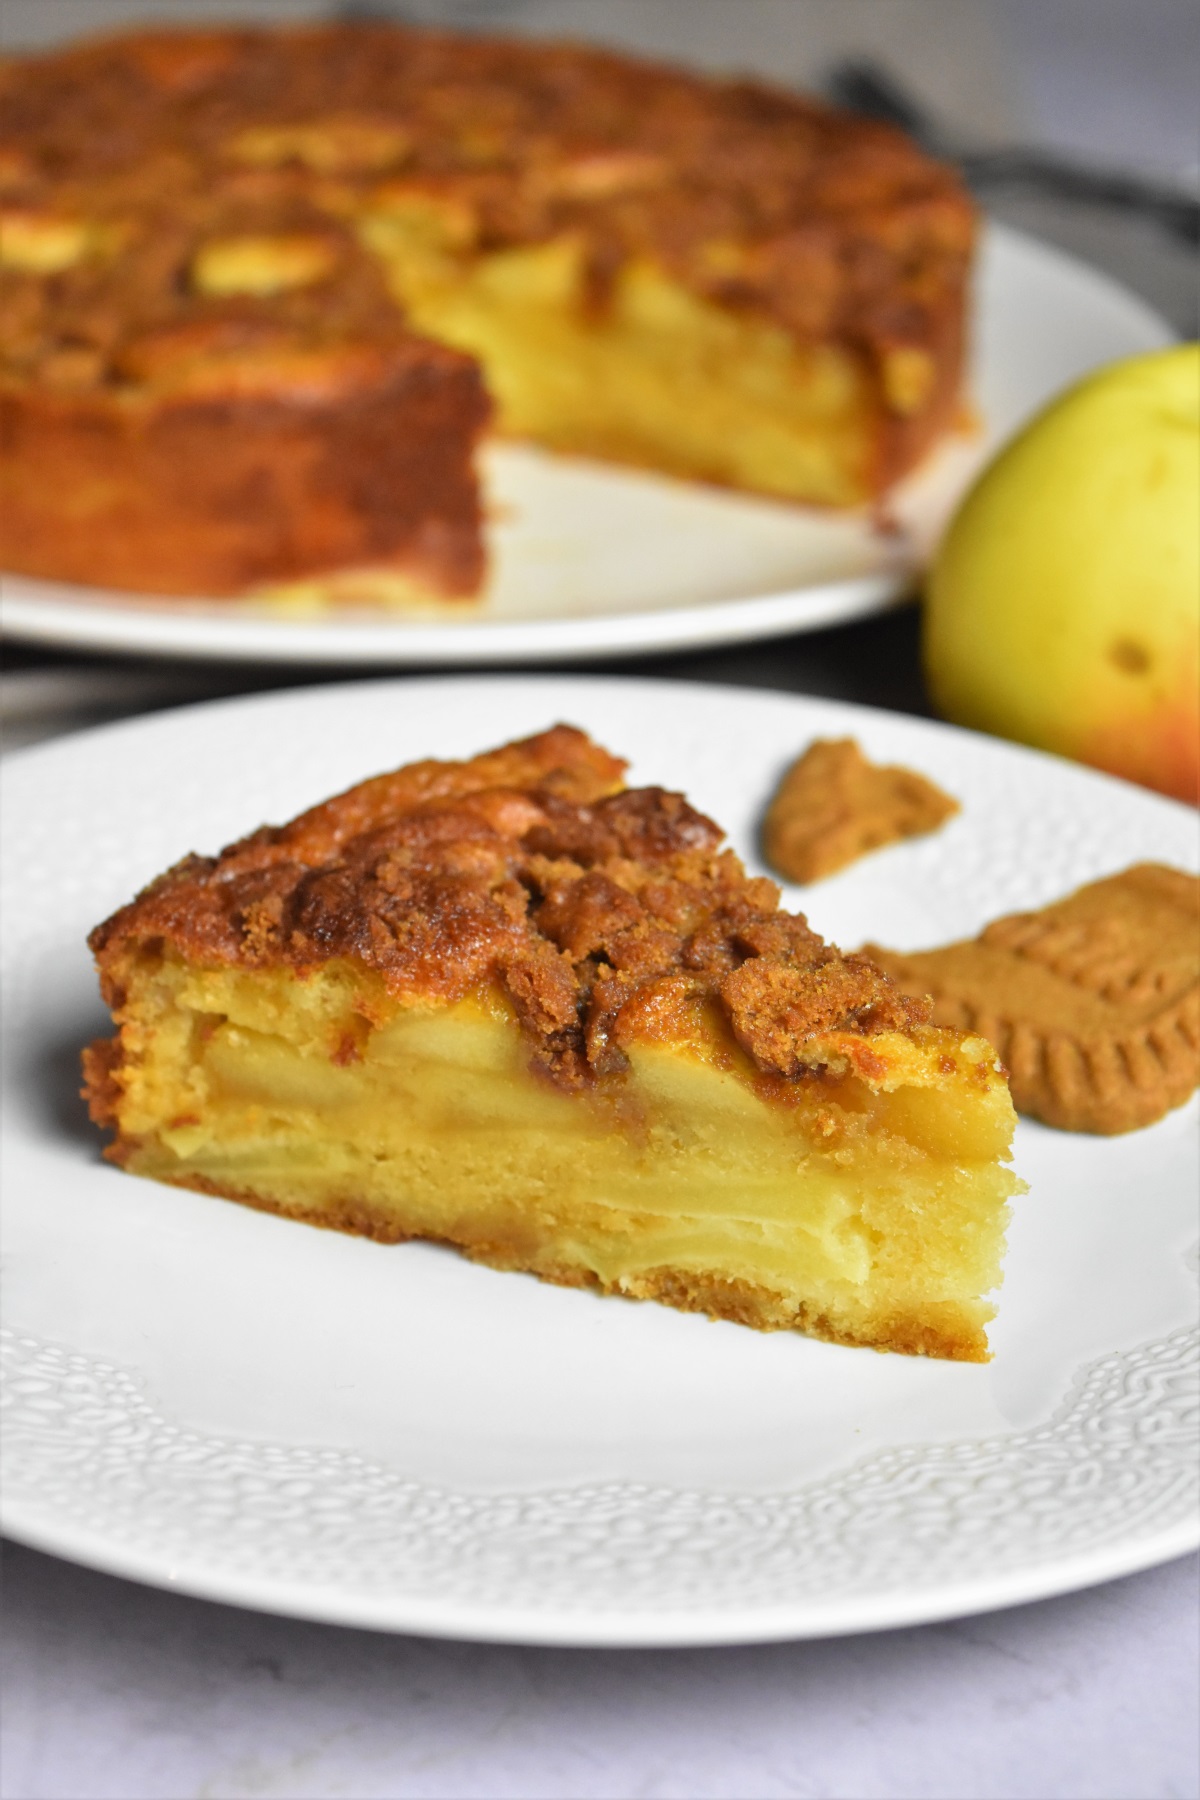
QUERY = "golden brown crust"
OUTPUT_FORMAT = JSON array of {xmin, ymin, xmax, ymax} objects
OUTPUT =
[
  {"xmin": 80, "ymin": 1037, "xmax": 123, "ymax": 1135},
  {"xmin": 0, "ymin": 334, "xmax": 489, "ymax": 596},
  {"xmin": 88, "ymin": 724, "xmax": 929, "ymax": 1090},
  {"xmin": 867, "ymin": 863, "xmax": 1200, "ymax": 1133},
  {"xmin": 1, "ymin": 23, "xmax": 974, "ymax": 593},
  {"xmin": 762, "ymin": 737, "xmax": 961, "ymax": 883}
]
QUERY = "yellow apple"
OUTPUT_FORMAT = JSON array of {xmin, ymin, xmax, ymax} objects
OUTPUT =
[{"xmin": 924, "ymin": 344, "xmax": 1199, "ymax": 803}]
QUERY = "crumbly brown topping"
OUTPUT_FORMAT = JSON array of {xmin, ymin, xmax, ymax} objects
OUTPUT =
[
  {"xmin": 2, "ymin": 23, "xmax": 973, "ymax": 394},
  {"xmin": 90, "ymin": 724, "xmax": 929, "ymax": 1087}
]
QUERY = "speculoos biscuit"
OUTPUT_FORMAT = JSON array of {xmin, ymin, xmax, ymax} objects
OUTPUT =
[{"xmin": 866, "ymin": 862, "xmax": 1200, "ymax": 1133}]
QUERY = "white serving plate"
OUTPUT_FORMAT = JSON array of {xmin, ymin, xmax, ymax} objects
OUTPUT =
[
  {"xmin": 2, "ymin": 675, "xmax": 1196, "ymax": 1646},
  {"xmin": 0, "ymin": 225, "xmax": 1172, "ymax": 666}
]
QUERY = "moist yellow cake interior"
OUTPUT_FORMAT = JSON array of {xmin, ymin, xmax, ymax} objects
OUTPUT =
[
  {"xmin": 181, "ymin": 161, "xmax": 912, "ymax": 512},
  {"xmin": 358, "ymin": 200, "xmax": 880, "ymax": 505},
  {"xmin": 111, "ymin": 948, "xmax": 1015, "ymax": 1358}
]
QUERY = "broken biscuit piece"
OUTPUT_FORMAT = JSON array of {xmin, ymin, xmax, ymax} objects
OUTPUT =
[
  {"xmin": 762, "ymin": 737, "xmax": 960, "ymax": 883},
  {"xmin": 866, "ymin": 862, "xmax": 1200, "ymax": 1134}
]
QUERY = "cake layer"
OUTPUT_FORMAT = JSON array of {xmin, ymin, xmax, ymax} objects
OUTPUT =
[
  {"xmin": 88, "ymin": 957, "xmax": 1014, "ymax": 1360},
  {"xmin": 364, "ymin": 218, "xmax": 951, "ymax": 507}
]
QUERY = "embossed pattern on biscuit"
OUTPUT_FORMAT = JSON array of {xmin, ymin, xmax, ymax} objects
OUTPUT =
[{"xmin": 865, "ymin": 863, "xmax": 1200, "ymax": 1134}]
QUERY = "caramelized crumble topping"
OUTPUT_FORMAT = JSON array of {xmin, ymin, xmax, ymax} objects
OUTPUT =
[
  {"xmin": 1, "ymin": 24, "xmax": 973, "ymax": 394},
  {"xmin": 89, "ymin": 725, "xmax": 928, "ymax": 1087}
]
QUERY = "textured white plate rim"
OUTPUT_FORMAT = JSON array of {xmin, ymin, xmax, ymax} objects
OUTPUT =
[
  {"xmin": 2, "ymin": 1480, "xmax": 1196, "ymax": 1648},
  {"xmin": 1, "ymin": 665, "xmax": 1193, "ymax": 815},
  {"xmin": 0, "ymin": 223, "xmax": 1173, "ymax": 667},
  {"xmin": 2, "ymin": 661, "xmax": 1189, "ymax": 797},
  {"xmin": 2, "ymin": 674, "xmax": 1197, "ymax": 1648}
]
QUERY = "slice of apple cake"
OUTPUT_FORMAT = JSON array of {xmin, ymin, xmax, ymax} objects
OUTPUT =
[{"xmin": 83, "ymin": 726, "xmax": 1021, "ymax": 1360}]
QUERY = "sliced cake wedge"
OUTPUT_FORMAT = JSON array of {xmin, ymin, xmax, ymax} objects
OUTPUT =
[{"xmin": 83, "ymin": 725, "xmax": 1021, "ymax": 1360}]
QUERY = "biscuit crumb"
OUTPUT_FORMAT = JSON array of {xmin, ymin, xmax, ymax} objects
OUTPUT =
[{"xmin": 762, "ymin": 738, "xmax": 959, "ymax": 883}]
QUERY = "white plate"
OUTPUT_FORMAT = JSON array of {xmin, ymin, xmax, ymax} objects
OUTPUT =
[
  {"xmin": 2, "ymin": 676, "xmax": 1196, "ymax": 1646},
  {"xmin": 0, "ymin": 225, "xmax": 1172, "ymax": 667}
]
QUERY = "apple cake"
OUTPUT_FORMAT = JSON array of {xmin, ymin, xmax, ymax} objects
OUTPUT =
[
  {"xmin": 2, "ymin": 24, "xmax": 976, "ymax": 602},
  {"xmin": 83, "ymin": 726, "xmax": 1020, "ymax": 1360}
]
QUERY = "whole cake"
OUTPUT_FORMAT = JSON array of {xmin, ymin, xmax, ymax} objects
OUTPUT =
[
  {"xmin": 1, "ymin": 24, "xmax": 975, "ymax": 602},
  {"xmin": 83, "ymin": 725, "xmax": 1021, "ymax": 1360}
]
